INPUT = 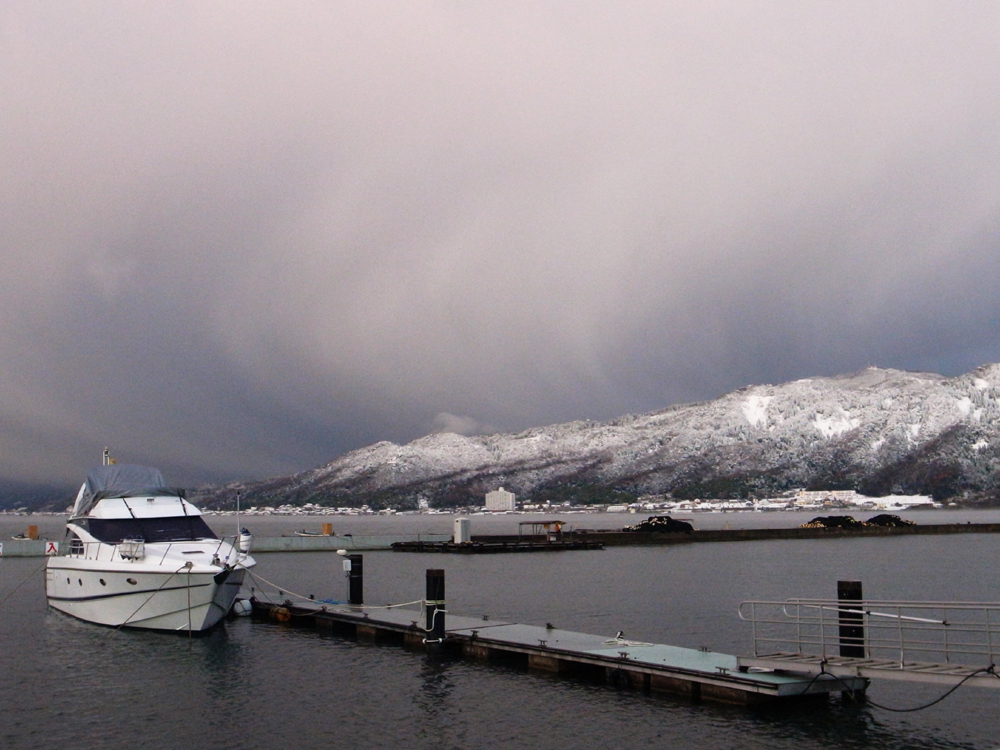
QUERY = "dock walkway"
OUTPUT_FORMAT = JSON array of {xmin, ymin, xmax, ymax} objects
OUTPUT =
[{"xmin": 249, "ymin": 598, "xmax": 866, "ymax": 706}]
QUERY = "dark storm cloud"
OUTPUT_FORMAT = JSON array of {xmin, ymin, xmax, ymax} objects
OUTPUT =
[{"xmin": 3, "ymin": 2, "xmax": 1000, "ymax": 484}]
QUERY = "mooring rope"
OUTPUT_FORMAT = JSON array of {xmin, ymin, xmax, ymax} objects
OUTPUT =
[
  {"xmin": 366, "ymin": 600, "xmax": 427, "ymax": 610},
  {"xmin": 801, "ymin": 662, "xmax": 1000, "ymax": 712},
  {"xmin": 186, "ymin": 564, "xmax": 193, "ymax": 637},
  {"xmin": 860, "ymin": 664, "xmax": 1000, "ymax": 712},
  {"xmin": 104, "ymin": 563, "xmax": 191, "ymax": 641},
  {"xmin": 0, "ymin": 560, "xmax": 48, "ymax": 608},
  {"xmin": 246, "ymin": 568, "xmax": 424, "ymax": 610},
  {"xmin": 245, "ymin": 568, "xmax": 324, "ymax": 605},
  {"xmin": 601, "ymin": 638, "xmax": 653, "ymax": 647},
  {"xmin": 421, "ymin": 605, "xmax": 449, "ymax": 634}
]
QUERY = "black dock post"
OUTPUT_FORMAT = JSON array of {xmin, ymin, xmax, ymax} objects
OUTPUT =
[
  {"xmin": 347, "ymin": 554, "xmax": 364, "ymax": 605},
  {"xmin": 425, "ymin": 569, "xmax": 445, "ymax": 645},
  {"xmin": 837, "ymin": 580, "xmax": 865, "ymax": 658}
]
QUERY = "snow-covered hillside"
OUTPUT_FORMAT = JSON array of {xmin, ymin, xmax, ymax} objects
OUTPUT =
[{"xmin": 195, "ymin": 364, "xmax": 1000, "ymax": 508}]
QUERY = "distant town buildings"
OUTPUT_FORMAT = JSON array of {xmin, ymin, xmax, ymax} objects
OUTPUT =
[
  {"xmin": 793, "ymin": 489, "xmax": 860, "ymax": 505},
  {"xmin": 485, "ymin": 486, "xmax": 516, "ymax": 511}
]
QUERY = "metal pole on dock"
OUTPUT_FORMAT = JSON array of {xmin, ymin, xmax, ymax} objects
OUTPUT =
[
  {"xmin": 838, "ymin": 580, "xmax": 865, "ymax": 658},
  {"xmin": 425, "ymin": 569, "xmax": 445, "ymax": 644},
  {"xmin": 348, "ymin": 554, "xmax": 364, "ymax": 605}
]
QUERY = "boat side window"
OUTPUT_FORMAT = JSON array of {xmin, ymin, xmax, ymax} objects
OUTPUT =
[{"xmin": 87, "ymin": 516, "xmax": 219, "ymax": 543}]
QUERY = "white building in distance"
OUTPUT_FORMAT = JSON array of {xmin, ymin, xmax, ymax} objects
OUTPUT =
[{"xmin": 485, "ymin": 487, "xmax": 516, "ymax": 512}]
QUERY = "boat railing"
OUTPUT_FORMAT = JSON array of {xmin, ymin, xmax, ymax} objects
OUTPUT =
[
  {"xmin": 60, "ymin": 540, "xmax": 120, "ymax": 562},
  {"xmin": 60, "ymin": 536, "xmax": 241, "ymax": 564},
  {"xmin": 739, "ymin": 598, "xmax": 1000, "ymax": 668},
  {"xmin": 155, "ymin": 537, "xmax": 242, "ymax": 565}
]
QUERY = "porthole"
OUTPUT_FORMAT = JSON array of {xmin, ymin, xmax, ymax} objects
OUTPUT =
[
  {"xmin": 77, "ymin": 579, "xmax": 82, "ymax": 586},
  {"xmin": 99, "ymin": 579, "xmax": 106, "ymax": 586},
  {"xmin": 126, "ymin": 578, "xmax": 137, "ymax": 585},
  {"xmin": 66, "ymin": 577, "xmax": 70, "ymax": 584}
]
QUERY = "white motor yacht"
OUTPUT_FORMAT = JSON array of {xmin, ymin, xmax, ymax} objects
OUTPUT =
[{"xmin": 46, "ymin": 462, "xmax": 255, "ymax": 632}]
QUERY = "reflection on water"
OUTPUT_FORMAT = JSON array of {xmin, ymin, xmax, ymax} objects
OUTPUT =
[{"xmin": 2, "ymin": 517, "xmax": 999, "ymax": 749}]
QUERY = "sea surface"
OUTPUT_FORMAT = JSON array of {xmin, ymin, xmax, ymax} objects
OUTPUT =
[{"xmin": 2, "ymin": 510, "xmax": 999, "ymax": 749}]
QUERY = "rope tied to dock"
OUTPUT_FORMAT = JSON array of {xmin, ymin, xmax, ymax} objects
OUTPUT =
[
  {"xmin": 421, "ymin": 603, "xmax": 448, "ymax": 633},
  {"xmin": 602, "ymin": 638, "xmax": 654, "ymax": 647},
  {"xmin": 246, "ymin": 568, "xmax": 426, "ymax": 611},
  {"xmin": 246, "ymin": 568, "xmax": 327, "ymax": 605}
]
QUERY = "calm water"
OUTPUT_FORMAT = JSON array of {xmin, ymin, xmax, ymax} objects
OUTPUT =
[{"xmin": 2, "ymin": 511, "xmax": 999, "ymax": 749}]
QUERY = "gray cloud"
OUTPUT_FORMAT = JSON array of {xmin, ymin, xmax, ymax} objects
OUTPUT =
[
  {"xmin": 3, "ymin": 2, "xmax": 1000, "ymax": 485},
  {"xmin": 431, "ymin": 412, "xmax": 496, "ymax": 437}
]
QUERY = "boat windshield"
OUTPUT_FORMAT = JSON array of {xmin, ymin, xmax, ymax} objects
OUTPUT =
[{"xmin": 84, "ymin": 516, "xmax": 219, "ymax": 544}]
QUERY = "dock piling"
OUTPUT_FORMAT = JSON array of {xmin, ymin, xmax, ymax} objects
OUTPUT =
[
  {"xmin": 425, "ymin": 569, "xmax": 445, "ymax": 644},
  {"xmin": 347, "ymin": 554, "xmax": 363, "ymax": 605},
  {"xmin": 837, "ymin": 580, "xmax": 865, "ymax": 658}
]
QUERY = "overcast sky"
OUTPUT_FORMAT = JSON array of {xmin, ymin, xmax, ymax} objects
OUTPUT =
[{"xmin": 4, "ymin": 2, "xmax": 1000, "ymax": 486}]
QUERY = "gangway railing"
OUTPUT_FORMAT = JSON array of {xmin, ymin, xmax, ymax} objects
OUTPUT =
[{"xmin": 738, "ymin": 599, "xmax": 1000, "ymax": 688}]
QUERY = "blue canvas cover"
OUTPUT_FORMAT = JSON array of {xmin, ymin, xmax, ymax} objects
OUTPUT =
[{"xmin": 72, "ymin": 464, "xmax": 182, "ymax": 518}]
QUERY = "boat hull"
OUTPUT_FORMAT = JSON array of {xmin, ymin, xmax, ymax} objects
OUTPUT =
[{"xmin": 45, "ymin": 559, "xmax": 249, "ymax": 631}]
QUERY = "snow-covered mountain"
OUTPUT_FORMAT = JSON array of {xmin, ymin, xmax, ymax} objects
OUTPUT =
[{"xmin": 195, "ymin": 364, "xmax": 1000, "ymax": 508}]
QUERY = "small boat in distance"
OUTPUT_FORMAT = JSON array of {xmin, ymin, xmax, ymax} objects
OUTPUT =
[
  {"xmin": 45, "ymin": 460, "xmax": 255, "ymax": 632},
  {"xmin": 293, "ymin": 522, "xmax": 334, "ymax": 537}
]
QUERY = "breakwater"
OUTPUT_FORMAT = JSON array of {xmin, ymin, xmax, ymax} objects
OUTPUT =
[{"xmin": 476, "ymin": 522, "xmax": 1000, "ymax": 546}]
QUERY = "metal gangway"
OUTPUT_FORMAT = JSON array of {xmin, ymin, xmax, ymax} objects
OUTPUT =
[{"xmin": 738, "ymin": 598, "xmax": 1000, "ymax": 688}]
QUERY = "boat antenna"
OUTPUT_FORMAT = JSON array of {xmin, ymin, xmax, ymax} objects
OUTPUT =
[{"xmin": 236, "ymin": 489, "xmax": 241, "ymax": 538}]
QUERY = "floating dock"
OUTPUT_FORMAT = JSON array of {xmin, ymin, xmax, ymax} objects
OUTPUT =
[{"xmin": 248, "ymin": 597, "xmax": 866, "ymax": 706}]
